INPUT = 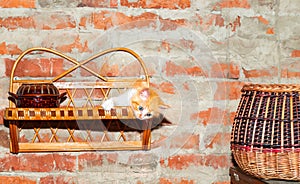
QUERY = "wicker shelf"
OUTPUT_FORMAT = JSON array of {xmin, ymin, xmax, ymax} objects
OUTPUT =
[
  {"xmin": 5, "ymin": 107, "xmax": 135, "ymax": 120},
  {"xmin": 5, "ymin": 47, "xmax": 153, "ymax": 154}
]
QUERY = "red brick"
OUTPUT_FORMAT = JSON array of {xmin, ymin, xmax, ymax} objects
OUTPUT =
[
  {"xmin": 91, "ymin": 11, "xmax": 118, "ymax": 30},
  {"xmin": 83, "ymin": 153, "xmax": 117, "ymax": 167},
  {"xmin": 291, "ymin": 50, "xmax": 300, "ymax": 57},
  {"xmin": 0, "ymin": 16, "xmax": 35, "ymax": 30},
  {"xmin": 242, "ymin": 67, "xmax": 278, "ymax": 78},
  {"xmin": 152, "ymin": 133, "xmax": 199, "ymax": 149},
  {"xmin": 186, "ymin": 66, "xmax": 205, "ymax": 76},
  {"xmin": 161, "ymin": 154, "xmax": 230, "ymax": 170},
  {"xmin": 0, "ymin": 0, "xmax": 35, "ymax": 8},
  {"xmin": 202, "ymin": 13, "xmax": 239, "ymax": 31},
  {"xmin": 160, "ymin": 178, "xmax": 172, "ymax": 184},
  {"xmin": 159, "ymin": 178, "xmax": 195, "ymax": 184},
  {"xmin": 5, "ymin": 58, "xmax": 65, "ymax": 77},
  {"xmin": 92, "ymin": 11, "xmax": 124, "ymax": 30},
  {"xmin": 190, "ymin": 107, "xmax": 232, "ymax": 126},
  {"xmin": 0, "ymin": 129, "xmax": 9, "ymax": 148},
  {"xmin": 171, "ymin": 134, "xmax": 199, "ymax": 150},
  {"xmin": 85, "ymin": 11, "xmax": 187, "ymax": 31},
  {"xmin": 165, "ymin": 61, "xmax": 185, "ymax": 76},
  {"xmin": 120, "ymin": 0, "xmax": 190, "ymax": 9},
  {"xmin": 38, "ymin": 14, "xmax": 76, "ymax": 30},
  {"xmin": 0, "ymin": 42, "xmax": 22, "ymax": 55},
  {"xmin": 0, "ymin": 154, "xmax": 19, "ymax": 171},
  {"xmin": 228, "ymin": 63, "xmax": 240, "ymax": 78},
  {"xmin": 120, "ymin": 0, "xmax": 145, "ymax": 8},
  {"xmin": 55, "ymin": 36, "xmax": 91, "ymax": 53},
  {"xmin": 159, "ymin": 19, "xmax": 186, "ymax": 31},
  {"xmin": 0, "ymin": 14, "xmax": 76, "ymax": 30},
  {"xmin": 180, "ymin": 179, "xmax": 195, "ymax": 184},
  {"xmin": 214, "ymin": 81, "xmax": 244, "ymax": 100},
  {"xmin": 90, "ymin": 11, "xmax": 158, "ymax": 30},
  {"xmin": 21, "ymin": 154, "xmax": 76, "ymax": 172},
  {"xmin": 165, "ymin": 61, "xmax": 205, "ymax": 77},
  {"xmin": 0, "ymin": 176, "xmax": 36, "ymax": 184},
  {"xmin": 123, "ymin": 12, "xmax": 158, "ymax": 29},
  {"xmin": 78, "ymin": 153, "xmax": 118, "ymax": 171},
  {"xmin": 210, "ymin": 62, "xmax": 240, "ymax": 79},
  {"xmin": 205, "ymin": 132, "xmax": 231, "ymax": 149},
  {"xmin": 52, "ymin": 154, "xmax": 77, "ymax": 171},
  {"xmin": 158, "ymin": 82, "xmax": 175, "ymax": 94},
  {"xmin": 203, "ymin": 154, "xmax": 231, "ymax": 169},
  {"xmin": 0, "ymin": 109, "xmax": 4, "ymax": 125},
  {"xmin": 105, "ymin": 153, "xmax": 119, "ymax": 164},
  {"xmin": 110, "ymin": 0, "xmax": 118, "ymax": 7},
  {"xmin": 0, "ymin": 154, "xmax": 76, "ymax": 172},
  {"xmin": 281, "ymin": 61, "xmax": 300, "ymax": 78},
  {"xmin": 212, "ymin": 182, "xmax": 230, "ymax": 184},
  {"xmin": 0, "ymin": 42, "xmax": 6, "ymax": 54},
  {"xmin": 40, "ymin": 175, "xmax": 77, "ymax": 184},
  {"xmin": 79, "ymin": 16, "xmax": 87, "ymax": 29}
]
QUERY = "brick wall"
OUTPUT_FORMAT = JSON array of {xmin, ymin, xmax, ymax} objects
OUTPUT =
[{"xmin": 0, "ymin": 0, "xmax": 299, "ymax": 183}]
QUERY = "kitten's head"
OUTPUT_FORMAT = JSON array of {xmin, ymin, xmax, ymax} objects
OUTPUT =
[{"xmin": 130, "ymin": 88, "xmax": 169, "ymax": 120}]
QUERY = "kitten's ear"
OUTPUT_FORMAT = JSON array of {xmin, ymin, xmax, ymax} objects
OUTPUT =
[{"xmin": 139, "ymin": 88, "xmax": 150, "ymax": 100}]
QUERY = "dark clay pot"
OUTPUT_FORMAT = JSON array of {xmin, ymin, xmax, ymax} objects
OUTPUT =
[{"xmin": 8, "ymin": 83, "xmax": 67, "ymax": 108}]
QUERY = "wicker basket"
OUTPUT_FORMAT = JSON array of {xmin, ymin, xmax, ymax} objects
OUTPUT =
[{"xmin": 231, "ymin": 84, "xmax": 300, "ymax": 180}]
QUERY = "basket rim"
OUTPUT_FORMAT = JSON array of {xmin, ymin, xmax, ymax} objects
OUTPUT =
[
  {"xmin": 231, "ymin": 144, "xmax": 300, "ymax": 153},
  {"xmin": 242, "ymin": 83, "xmax": 300, "ymax": 92}
]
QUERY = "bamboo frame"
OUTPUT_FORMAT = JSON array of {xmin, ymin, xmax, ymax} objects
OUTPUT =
[{"xmin": 5, "ymin": 47, "xmax": 152, "ymax": 153}]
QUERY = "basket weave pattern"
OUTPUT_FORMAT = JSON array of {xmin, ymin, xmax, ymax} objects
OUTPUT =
[{"xmin": 231, "ymin": 84, "xmax": 300, "ymax": 180}]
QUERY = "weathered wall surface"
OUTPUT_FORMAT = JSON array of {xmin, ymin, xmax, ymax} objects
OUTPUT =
[{"xmin": 0, "ymin": 0, "xmax": 299, "ymax": 183}]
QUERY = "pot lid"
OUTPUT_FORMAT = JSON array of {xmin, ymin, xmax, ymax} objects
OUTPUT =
[{"xmin": 16, "ymin": 83, "xmax": 60, "ymax": 96}]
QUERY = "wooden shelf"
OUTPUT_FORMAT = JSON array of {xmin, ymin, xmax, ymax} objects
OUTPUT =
[
  {"xmin": 17, "ymin": 142, "xmax": 144, "ymax": 152},
  {"xmin": 5, "ymin": 47, "xmax": 153, "ymax": 154},
  {"xmin": 5, "ymin": 107, "xmax": 135, "ymax": 120}
]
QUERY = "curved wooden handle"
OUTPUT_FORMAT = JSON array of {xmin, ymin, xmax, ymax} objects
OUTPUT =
[{"xmin": 9, "ymin": 47, "xmax": 150, "ymax": 92}]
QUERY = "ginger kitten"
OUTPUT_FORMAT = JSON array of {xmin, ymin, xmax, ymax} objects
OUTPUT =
[{"xmin": 101, "ymin": 88, "xmax": 169, "ymax": 120}]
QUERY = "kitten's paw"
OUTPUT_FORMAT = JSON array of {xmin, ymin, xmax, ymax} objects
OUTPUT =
[{"xmin": 101, "ymin": 99, "xmax": 114, "ymax": 110}]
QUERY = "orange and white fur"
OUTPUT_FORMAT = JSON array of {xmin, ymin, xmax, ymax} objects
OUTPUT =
[{"xmin": 101, "ymin": 88, "xmax": 169, "ymax": 120}]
